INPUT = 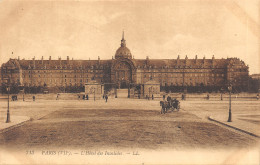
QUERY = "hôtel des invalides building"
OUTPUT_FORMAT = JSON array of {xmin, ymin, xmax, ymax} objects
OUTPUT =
[{"xmin": 1, "ymin": 32, "xmax": 249, "ymax": 94}]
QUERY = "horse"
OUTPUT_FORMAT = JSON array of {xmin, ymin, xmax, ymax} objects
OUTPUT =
[{"xmin": 160, "ymin": 101, "xmax": 168, "ymax": 114}]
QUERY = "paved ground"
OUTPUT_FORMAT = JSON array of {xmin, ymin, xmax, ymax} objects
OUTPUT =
[
  {"xmin": 182, "ymin": 100, "xmax": 260, "ymax": 136},
  {"xmin": 0, "ymin": 98, "xmax": 259, "ymax": 151}
]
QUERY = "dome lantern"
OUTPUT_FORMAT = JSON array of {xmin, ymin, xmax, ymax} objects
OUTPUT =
[{"xmin": 115, "ymin": 31, "xmax": 132, "ymax": 59}]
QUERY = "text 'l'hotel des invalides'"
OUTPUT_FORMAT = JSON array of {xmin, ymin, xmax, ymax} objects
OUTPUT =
[{"xmin": 1, "ymin": 33, "xmax": 249, "ymax": 93}]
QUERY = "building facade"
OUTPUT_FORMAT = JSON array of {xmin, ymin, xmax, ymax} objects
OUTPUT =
[{"xmin": 1, "ymin": 33, "xmax": 249, "ymax": 93}]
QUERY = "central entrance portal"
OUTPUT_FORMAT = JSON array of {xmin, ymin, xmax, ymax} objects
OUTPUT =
[
  {"xmin": 120, "ymin": 80, "xmax": 128, "ymax": 89},
  {"xmin": 115, "ymin": 61, "xmax": 132, "ymax": 89}
]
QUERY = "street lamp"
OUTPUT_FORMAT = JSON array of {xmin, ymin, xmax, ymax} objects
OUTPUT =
[
  {"xmin": 93, "ymin": 88, "xmax": 95, "ymax": 101},
  {"xmin": 227, "ymin": 85, "xmax": 232, "ymax": 122},
  {"xmin": 6, "ymin": 86, "xmax": 11, "ymax": 123}
]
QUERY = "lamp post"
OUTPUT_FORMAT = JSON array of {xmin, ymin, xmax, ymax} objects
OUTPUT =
[
  {"xmin": 227, "ymin": 85, "xmax": 232, "ymax": 122},
  {"xmin": 94, "ymin": 88, "xmax": 95, "ymax": 101},
  {"xmin": 6, "ymin": 86, "xmax": 11, "ymax": 123}
]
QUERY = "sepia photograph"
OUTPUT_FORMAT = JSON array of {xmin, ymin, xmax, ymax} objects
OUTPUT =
[{"xmin": 0, "ymin": 0, "xmax": 259, "ymax": 164}]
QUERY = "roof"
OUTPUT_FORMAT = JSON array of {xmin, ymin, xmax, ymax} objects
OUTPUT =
[
  {"xmin": 132, "ymin": 58, "xmax": 229, "ymax": 68},
  {"xmin": 1, "ymin": 57, "xmax": 247, "ymax": 70}
]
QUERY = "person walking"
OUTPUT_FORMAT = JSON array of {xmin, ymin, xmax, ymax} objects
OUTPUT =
[
  {"xmin": 33, "ymin": 95, "xmax": 35, "ymax": 101},
  {"xmin": 105, "ymin": 95, "xmax": 108, "ymax": 102}
]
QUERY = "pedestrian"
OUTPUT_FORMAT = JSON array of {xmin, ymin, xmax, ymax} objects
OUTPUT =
[
  {"xmin": 152, "ymin": 94, "xmax": 154, "ymax": 100},
  {"xmin": 257, "ymin": 94, "xmax": 259, "ymax": 100},
  {"xmin": 181, "ymin": 94, "xmax": 184, "ymax": 100},
  {"xmin": 167, "ymin": 95, "xmax": 171, "ymax": 101},
  {"xmin": 103, "ymin": 94, "xmax": 105, "ymax": 99},
  {"xmin": 56, "ymin": 94, "xmax": 59, "ymax": 100},
  {"xmin": 105, "ymin": 95, "xmax": 108, "ymax": 102},
  {"xmin": 86, "ymin": 94, "xmax": 89, "ymax": 100},
  {"xmin": 207, "ymin": 94, "xmax": 209, "ymax": 100},
  {"xmin": 220, "ymin": 93, "xmax": 223, "ymax": 101},
  {"xmin": 82, "ymin": 95, "xmax": 85, "ymax": 100},
  {"xmin": 163, "ymin": 95, "xmax": 166, "ymax": 100},
  {"xmin": 33, "ymin": 95, "xmax": 35, "ymax": 101}
]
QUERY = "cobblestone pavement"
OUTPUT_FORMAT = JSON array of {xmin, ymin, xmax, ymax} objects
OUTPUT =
[{"xmin": 0, "ymin": 98, "xmax": 258, "ymax": 150}]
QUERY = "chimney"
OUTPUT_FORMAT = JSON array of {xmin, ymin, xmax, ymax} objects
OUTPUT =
[
  {"xmin": 41, "ymin": 56, "xmax": 44, "ymax": 64},
  {"xmin": 18, "ymin": 56, "xmax": 20, "ymax": 61},
  {"xmin": 185, "ymin": 55, "xmax": 188, "ymax": 65},
  {"xmin": 49, "ymin": 56, "xmax": 51, "ymax": 64},
  {"xmin": 146, "ymin": 56, "xmax": 149, "ymax": 65},
  {"xmin": 212, "ymin": 55, "xmax": 215, "ymax": 67},
  {"xmin": 33, "ymin": 56, "xmax": 35, "ymax": 68},
  {"xmin": 98, "ymin": 56, "xmax": 100, "ymax": 65},
  {"xmin": 67, "ymin": 56, "xmax": 69, "ymax": 64},
  {"xmin": 59, "ymin": 57, "xmax": 61, "ymax": 65},
  {"xmin": 177, "ymin": 55, "xmax": 180, "ymax": 65},
  {"xmin": 195, "ymin": 55, "xmax": 198, "ymax": 64}
]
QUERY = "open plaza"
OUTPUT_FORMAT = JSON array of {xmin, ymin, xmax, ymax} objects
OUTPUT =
[{"xmin": 0, "ymin": 93, "xmax": 259, "ymax": 150}]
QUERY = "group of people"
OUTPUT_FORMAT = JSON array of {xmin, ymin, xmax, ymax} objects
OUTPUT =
[{"xmin": 145, "ymin": 94, "xmax": 154, "ymax": 100}]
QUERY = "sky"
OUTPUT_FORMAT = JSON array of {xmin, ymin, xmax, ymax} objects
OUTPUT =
[{"xmin": 0, "ymin": 0, "xmax": 259, "ymax": 74}]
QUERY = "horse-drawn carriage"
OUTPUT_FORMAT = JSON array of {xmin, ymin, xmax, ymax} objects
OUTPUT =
[{"xmin": 160, "ymin": 96, "xmax": 180, "ymax": 114}]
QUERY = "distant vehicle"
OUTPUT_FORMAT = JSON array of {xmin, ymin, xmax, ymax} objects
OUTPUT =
[{"xmin": 160, "ymin": 97, "xmax": 180, "ymax": 114}]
